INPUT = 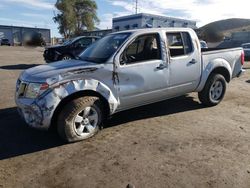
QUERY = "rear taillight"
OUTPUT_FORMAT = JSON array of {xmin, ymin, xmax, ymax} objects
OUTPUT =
[{"xmin": 241, "ymin": 51, "xmax": 245, "ymax": 65}]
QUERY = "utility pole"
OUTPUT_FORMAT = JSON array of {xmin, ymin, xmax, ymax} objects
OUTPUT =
[{"xmin": 135, "ymin": 0, "xmax": 138, "ymax": 14}]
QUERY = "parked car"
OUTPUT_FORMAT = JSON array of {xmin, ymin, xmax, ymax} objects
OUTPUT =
[
  {"xmin": 0, "ymin": 38, "xmax": 11, "ymax": 46},
  {"xmin": 200, "ymin": 40, "xmax": 208, "ymax": 49},
  {"xmin": 241, "ymin": 43, "xmax": 250, "ymax": 61},
  {"xmin": 16, "ymin": 28, "xmax": 245, "ymax": 142},
  {"xmin": 43, "ymin": 36, "xmax": 99, "ymax": 63},
  {"xmin": 23, "ymin": 31, "xmax": 46, "ymax": 47}
]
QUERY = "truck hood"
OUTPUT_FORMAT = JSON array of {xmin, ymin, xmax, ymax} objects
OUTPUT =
[
  {"xmin": 46, "ymin": 44, "xmax": 65, "ymax": 49},
  {"xmin": 20, "ymin": 59, "xmax": 102, "ymax": 84}
]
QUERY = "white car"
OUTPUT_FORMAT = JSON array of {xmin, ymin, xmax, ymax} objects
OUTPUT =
[{"xmin": 241, "ymin": 43, "xmax": 250, "ymax": 61}]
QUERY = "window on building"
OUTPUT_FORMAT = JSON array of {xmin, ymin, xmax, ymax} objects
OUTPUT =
[
  {"xmin": 183, "ymin": 22, "xmax": 188, "ymax": 27},
  {"xmin": 114, "ymin": 26, "xmax": 120, "ymax": 31},
  {"xmin": 121, "ymin": 33, "xmax": 161, "ymax": 64},
  {"xmin": 166, "ymin": 32, "xmax": 193, "ymax": 57},
  {"xmin": 132, "ymin": 24, "xmax": 138, "ymax": 28},
  {"xmin": 125, "ymin": 25, "xmax": 130, "ymax": 30},
  {"xmin": 171, "ymin": 20, "xmax": 175, "ymax": 27}
]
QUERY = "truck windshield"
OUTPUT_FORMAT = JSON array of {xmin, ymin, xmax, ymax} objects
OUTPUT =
[{"xmin": 79, "ymin": 33, "xmax": 131, "ymax": 64}]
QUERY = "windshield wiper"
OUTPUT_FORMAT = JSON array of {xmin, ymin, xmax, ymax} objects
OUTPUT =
[
  {"xmin": 78, "ymin": 56, "xmax": 96, "ymax": 63},
  {"xmin": 78, "ymin": 55, "xmax": 108, "ymax": 64}
]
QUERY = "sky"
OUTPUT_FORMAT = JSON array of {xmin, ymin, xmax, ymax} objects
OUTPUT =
[{"xmin": 0, "ymin": 0, "xmax": 249, "ymax": 37}]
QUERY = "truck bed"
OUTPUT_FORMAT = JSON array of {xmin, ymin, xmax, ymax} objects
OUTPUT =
[
  {"xmin": 201, "ymin": 47, "xmax": 241, "ymax": 53},
  {"xmin": 201, "ymin": 47, "xmax": 243, "ymax": 78}
]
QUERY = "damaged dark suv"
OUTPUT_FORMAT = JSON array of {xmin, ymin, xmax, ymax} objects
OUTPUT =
[{"xmin": 43, "ymin": 36, "xmax": 99, "ymax": 63}]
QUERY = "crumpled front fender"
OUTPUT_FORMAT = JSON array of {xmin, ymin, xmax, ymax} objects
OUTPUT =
[{"xmin": 36, "ymin": 79, "xmax": 119, "ymax": 129}]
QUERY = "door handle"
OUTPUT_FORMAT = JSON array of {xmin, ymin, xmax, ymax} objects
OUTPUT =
[
  {"xmin": 156, "ymin": 64, "xmax": 167, "ymax": 70},
  {"xmin": 189, "ymin": 59, "xmax": 197, "ymax": 64}
]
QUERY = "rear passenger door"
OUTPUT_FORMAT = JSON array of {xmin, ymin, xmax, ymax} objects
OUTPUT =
[{"xmin": 166, "ymin": 32, "xmax": 201, "ymax": 95}]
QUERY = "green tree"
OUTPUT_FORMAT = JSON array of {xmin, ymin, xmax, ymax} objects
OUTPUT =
[{"xmin": 53, "ymin": 0, "xmax": 99, "ymax": 38}]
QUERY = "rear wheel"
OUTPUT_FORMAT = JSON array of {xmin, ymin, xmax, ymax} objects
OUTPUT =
[
  {"xmin": 57, "ymin": 96, "xmax": 103, "ymax": 143},
  {"xmin": 198, "ymin": 73, "xmax": 227, "ymax": 106}
]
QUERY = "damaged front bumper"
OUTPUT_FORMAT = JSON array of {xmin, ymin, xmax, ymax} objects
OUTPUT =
[
  {"xmin": 15, "ymin": 86, "xmax": 58, "ymax": 131},
  {"xmin": 15, "ymin": 97, "xmax": 51, "ymax": 130}
]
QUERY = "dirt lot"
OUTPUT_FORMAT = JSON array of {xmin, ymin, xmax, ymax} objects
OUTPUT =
[{"xmin": 0, "ymin": 46, "xmax": 250, "ymax": 188}]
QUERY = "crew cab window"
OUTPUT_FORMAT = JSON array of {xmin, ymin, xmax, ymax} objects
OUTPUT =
[
  {"xmin": 121, "ymin": 33, "xmax": 161, "ymax": 64},
  {"xmin": 166, "ymin": 32, "xmax": 193, "ymax": 57}
]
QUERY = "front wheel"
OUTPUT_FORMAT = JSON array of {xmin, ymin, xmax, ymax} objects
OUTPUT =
[
  {"xmin": 57, "ymin": 97, "xmax": 103, "ymax": 143},
  {"xmin": 61, "ymin": 54, "xmax": 72, "ymax": 61},
  {"xmin": 198, "ymin": 73, "xmax": 227, "ymax": 107}
]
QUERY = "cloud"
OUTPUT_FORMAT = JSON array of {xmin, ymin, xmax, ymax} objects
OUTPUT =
[
  {"xmin": 103, "ymin": 0, "xmax": 250, "ymax": 27},
  {"xmin": 97, "ymin": 13, "xmax": 113, "ymax": 29},
  {"xmin": 21, "ymin": 13, "xmax": 48, "ymax": 19},
  {"xmin": 4, "ymin": 0, "xmax": 54, "ymax": 9},
  {"xmin": 0, "ymin": 17, "xmax": 53, "ymax": 28},
  {"xmin": 97, "ymin": 11, "xmax": 131, "ymax": 29}
]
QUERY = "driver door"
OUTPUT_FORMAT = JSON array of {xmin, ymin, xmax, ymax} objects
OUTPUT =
[{"xmin": 116, "ymin": 33, "xmax": 169, "ymax": 110}]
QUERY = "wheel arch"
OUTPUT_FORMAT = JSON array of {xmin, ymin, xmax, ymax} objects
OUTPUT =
[
  {"xmin": 50, "ymin": 90, "xmax": 110, "ymax": 131},
  {"xmin": 210, "ymin": 67, "xmax": 231, "ymax": 83},
  {"xmin": 196, "ymin": 59, "xmax": 232, "ymax": 92}
]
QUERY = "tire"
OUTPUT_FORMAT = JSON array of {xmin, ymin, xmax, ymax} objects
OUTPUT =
[
  {"xmin": 61, "ymin": 54, "xmax": 72, "ymax": 61},
  {"xmin": 41, "ymin": 42, "xmax": 46, "ymax": 47},
  {"xmin": 57, "ymin": 96, "xmax": 103, "ymax": 143},
  {"xmin": 198, "ymin": 73, "xmax": 227, "ymax": 107}
]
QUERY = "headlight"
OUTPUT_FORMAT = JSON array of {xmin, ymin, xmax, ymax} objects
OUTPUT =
[{"xmin": 25, "ymin": 83, "xmax": 49, "ymax": 99}]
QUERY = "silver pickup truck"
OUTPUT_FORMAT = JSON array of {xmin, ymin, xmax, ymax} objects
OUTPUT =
[{"xmin": 15, "ymin": 28, "xmax": 245, "ymax": 142}]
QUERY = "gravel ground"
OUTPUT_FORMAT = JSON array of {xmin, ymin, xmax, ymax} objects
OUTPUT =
[{"xmin": 0, "ymin": 46, "xmax": 250, "ymax": 188}]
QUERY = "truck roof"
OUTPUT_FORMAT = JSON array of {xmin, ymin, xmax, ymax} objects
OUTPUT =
[{"xmin": 112, "ymin": 27, "xmax": 195, "ymax": 35}]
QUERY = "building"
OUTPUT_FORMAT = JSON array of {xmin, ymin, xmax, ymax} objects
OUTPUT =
[
  {"xmin": 0, "ymin": 25, "xmax": 51, "ymax": 46},
  {"xmin": 83, "ymin": 13, "xmax": 196, "ymax": 37},
  {"xmin": 113, "ymin": 13, "xmax": 197, "ymax": 32}
]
